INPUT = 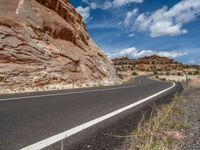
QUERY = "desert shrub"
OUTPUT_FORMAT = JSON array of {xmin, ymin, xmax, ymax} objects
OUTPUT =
[
  {"xmin": 171, "ymin": 72, "xmax": 176, "ymax": 75},
  {"xmin": 146, "ymin": 69, "xmax": 150, "ymax": 72},
  {"xmin": 131, "ymin": 64, "xmax": 135, "ymax": 68},
  {"xmin": 177, "ymin": 72, "xmax": 183, "ymax": 76},
  {"xmin": 118, "ymin": 74, "xmax": 123, "ymax": 79},
  {"xmin": 166, "ymin": 72, "xmax": 170, "ymax": 75},
  {"xmin": 167, "ymin": 69, "xmax": 172, "ymax": 72},
  {"xmin": 156, "ymin": 69, "xmax": 162, "ymax": 72},
  {"xmin": 161, "ymin": 78, "xmax": 166, "ymax": 81},
  {"xmin": 117, "ymin": 68, "xmax": 122, "ymax": 71},
  {"xmin": 132, "ymin": 72, "xmax": 138, "ymax": 76},
  {"xmin": 188, "ymin": 72, "xmax": 193, "ymax": 75},
  {"xmin": 139, "ymin": 68, "xmax": 145, "ymax": 71},
  {"xmin": 194, "ymin": 70, "xmax": 199, "ymax": 75},
  {"xmin": 154, "ymin": 71, "xmax": 158, "ymax": 75}
]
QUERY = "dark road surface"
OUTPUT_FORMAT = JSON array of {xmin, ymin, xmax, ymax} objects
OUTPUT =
[{"xmin": 0, "ymin": 77, "xmax": 177, "ymax": 150}]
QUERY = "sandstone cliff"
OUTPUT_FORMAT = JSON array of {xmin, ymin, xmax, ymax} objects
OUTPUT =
[{"xmin": 0, "ymin": 0, "xmax": 118, "ymax": 93}]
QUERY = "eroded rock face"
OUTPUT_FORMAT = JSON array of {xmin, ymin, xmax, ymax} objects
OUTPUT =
[{"xmin": 0, "ymin": 0, "xmax": 118, "ymax": 93}]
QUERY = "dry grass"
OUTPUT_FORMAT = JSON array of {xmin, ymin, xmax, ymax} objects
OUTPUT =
[{"xmin": 129, "ymin": 95, "xmax": 187, "ymax": 150}]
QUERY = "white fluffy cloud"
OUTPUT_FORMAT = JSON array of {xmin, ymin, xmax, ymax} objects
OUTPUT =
[
  {"xmin": 76, "ymin": 6, "xmax": 90, "ymax": 22},
  {"xmin": 88, "ymin": 2, "xmax": 113, "ymax": 10},
  {"xmin": 188, "ymin": 59, "xmax": 200, "ymax": 65},
  {"xmin": 103, "ymin": 2, "xmax": 113, "ymax": 9},
  {"xmin": 107, "ymin": 47, "xmax": 187, "ymax": 59},
  {"xmin": 90, "ymin": 2, "xmax": 97, "ymax": 9},
  {"xmin": 124, "ymin": 8, "xmax": 138, "ymax": 26},
  {"xmin": 113, "ymin": 0, "xmax": 143, "ymax": 7},
  {"xmin": 189, "ymin": 60, "xmax": 195, "ymax": 64},
  {"xmin": 128, "ymin": 33, "xmax": 135, "ymax": 37},
  {"xmin": 134, "ymin": 0, "xmax": 200, "ymax": 37},
  {"xmin": 84, "ymin": 0, "xmax": 143, "ymax": 10}
]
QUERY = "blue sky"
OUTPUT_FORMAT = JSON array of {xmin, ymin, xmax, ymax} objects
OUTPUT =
[{"xmin": 71, "ymin": 0, "xmax": 200, "ymax": 65}]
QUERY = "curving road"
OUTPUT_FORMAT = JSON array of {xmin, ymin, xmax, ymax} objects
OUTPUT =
[{"xmin": 0, "ymin": 77, "xmax": 177, "ymax": 150}]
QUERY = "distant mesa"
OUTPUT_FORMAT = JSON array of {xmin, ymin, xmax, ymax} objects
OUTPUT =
[
  {"xmin": 112, "ymin": 55, "xmax": 177, "ymax": 66},
  {"xmin": 112, "ymin": 55, "xmax": 200, "ymax": 75}
]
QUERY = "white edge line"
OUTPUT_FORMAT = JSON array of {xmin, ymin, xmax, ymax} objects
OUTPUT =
[
  {"xmin": 0, "ymin": 85, "xmax": 136, "ymax": 102},
  {"xmin": 20, "ymin": 82, "xmax": 176, "ymax": 150}
]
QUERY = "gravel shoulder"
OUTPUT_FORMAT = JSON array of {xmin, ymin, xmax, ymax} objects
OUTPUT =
[
  {"xmin": 123, "ymin": 79, "xmax": 200, "ymax": 150},
  {"xmin": 180, "ymin": 85, "xmax": 200, "ymax": 149}
]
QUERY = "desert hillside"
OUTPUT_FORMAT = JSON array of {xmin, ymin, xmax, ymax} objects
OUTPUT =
[
  {"xmin": 112, "ymin": 55, "xmax": 200, "ymax": 80},
  {"xmin": 0, "ymin": 0, "xmax": 118, "ymax": 93}
]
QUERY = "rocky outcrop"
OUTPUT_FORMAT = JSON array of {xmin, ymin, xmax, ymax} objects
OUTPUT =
[{"xmin": 0, "ymin": 0, "xmax": 118, "ymax": 93}]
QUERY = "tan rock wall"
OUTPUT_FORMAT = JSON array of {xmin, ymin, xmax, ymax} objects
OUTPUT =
[{"xmin": 0, "ymin": 0, "xmax": 118, "ymax": 93}]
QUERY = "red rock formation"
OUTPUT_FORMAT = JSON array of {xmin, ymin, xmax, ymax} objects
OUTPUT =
[
  {"xmin": 137, "ymin": 55, "xmax": 174, "ymax": 64},
  {"xmin": 112, "ymin": 55, "xmax": 182, "ymax": 72},
  {"xmin": 0, "ymin": 0, "xmax": 118, "ymax": 92}
]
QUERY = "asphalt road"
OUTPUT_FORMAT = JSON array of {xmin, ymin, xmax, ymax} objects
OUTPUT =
[{"xmin": 0, "ymin": 77, "xmax": 176, "ymax": 150}]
